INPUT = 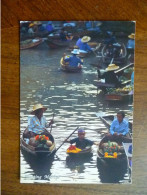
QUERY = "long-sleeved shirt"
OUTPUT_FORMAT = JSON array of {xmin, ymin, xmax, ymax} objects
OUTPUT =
[
  {"xmin": 76, "ymin": 38, "xmax": 82, "ymax": 48},
  {"xmin": 127, "ymin": 39, "xmax": 135, "ymax": 49},
  {"xmin": 79, "ymin": 42, "xmax": 92, "ymax": 52},
  {"xmin": 110, "ymin": 119, "xmax": 129, "ymax": 135},
  {"xmin": 28, "ymin": 116, "xmax": 49, "ymax": 134},
  {"xmin": 64, "ymin": 55, "xmax": 83, "ymax": 67},
  {"xmin": 131, "ymin": 71, "xmax": 134, "ymax": 85},
  {"xmin": 98, "ymin": 70, "xmax": 121, "ymax": 87}
]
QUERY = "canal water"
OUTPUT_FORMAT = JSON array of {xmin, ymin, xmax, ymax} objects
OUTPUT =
[{"xmin": 20, "ymin": 41, "xmax": 133, "ymax": 184}]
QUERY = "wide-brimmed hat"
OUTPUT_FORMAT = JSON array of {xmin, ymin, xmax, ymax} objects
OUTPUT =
[
  {"xmin": 30, "ymin": 104, "xmax": 47, "ymax": 114},
  {"xmin": 81, "ymin": 36, "xmax": 91, "ymax": 43},
  {"xmin": 29, "ymin": 23, "xmax": 35, "ymax": 28},
  {"xmin": 128, "ymin": 33, "xmax": 135, "ymax": 39},
  {"xmin": 33, "ymin": 21, "xmax": 42, "ymax": 25},
  {"xmin": 105, "ymin": 64, "xmax": 120, "ymax": 71},
  {"xmin": 96, "ymin": 21, "xmax": 102, "ymax": 26},
  {"xmin": 71, "ymin": 49, "xmax": 80, "ymax": 55}
]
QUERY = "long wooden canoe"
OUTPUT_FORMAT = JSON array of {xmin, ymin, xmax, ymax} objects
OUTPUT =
[
  {"xmin": 20, "ymin": 38, "xmax": 43, "ymax": 50},
  {"xmin": 97, "ymin": 115, "xmax": 132, "ymax": 164},
  {"xmin": 21, "ymin": 128, "xmax": 56, "ymax": 157}
]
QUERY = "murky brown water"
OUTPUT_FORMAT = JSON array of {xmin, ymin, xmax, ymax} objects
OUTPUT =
[{"xmin": 20, "ymin": 41, "xmax": 133, "ymax": 184}]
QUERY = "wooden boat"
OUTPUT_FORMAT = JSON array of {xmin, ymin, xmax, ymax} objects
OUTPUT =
[
  {"xmin": 45, "ymin": 36, "xmax": 73, "ymax": 49},
  {"xmin": 122, "ymin": 142, "xmax": 132, "ymax": 181},
  {"xmin": 20, "ymin": 38, "xmax": 43, "ymax": 50},
  {"xmin": 97, "ymin": 115, "xmax": 132, "ymax": 164},
  {"xmin": 105, "ymin": 93, "xmax": 133, "ymax": 102},
  {"xmin": 21, "ymin": 128, "xmax": 56, "ymax": 157},
  {"xmin": 60, "ymin": 57, "xmax": 82, "ymax": 73},
  {"xmin": 20, "ymin": 30, "xmax": 50, "ymax": 41},
  {"xmin": 102, "ymin": 43, "xmax": 127, "ymax": 65},
  {"xmin": 66, "ymin": 146, "xmax": 92, "ymax": 158}
]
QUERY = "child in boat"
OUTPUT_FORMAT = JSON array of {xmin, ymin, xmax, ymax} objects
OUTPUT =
[
  {"xmin": 66, "ymin": 129, "xmax": 98, "ymax": 150},
  {"xmin": 63, "ymin": 49, "xmax": 83, "ymax": 67}
]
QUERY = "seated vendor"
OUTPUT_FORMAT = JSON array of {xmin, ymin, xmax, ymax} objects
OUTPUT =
[
  {"xmin": 99, "ymin": 111, "xmax": 130, "ymax": 147},
  {"xmin": 97, "ymin": 64, "xmax": 121, "ymax": 88},
  {"xmin": 63, "ymin": 49, "xmax": 83, "ymax": 67},
  {"xmin": 60, "ymin": 29, "xmax": 67, "ymax": 41},
  {"xmin": 79, "ymin": 36, "xmax": 93, "ymax": 53},
  {"xmin": 24, "ymin": 103, "xmax": 53, "ymax": 138},
  {"xmin": 66, "ymin": 129, "xmax": 98, "ymax": 150},
  {"xmin": 110, "ymin": 111, "xmax": 129, "ymax": 136}
]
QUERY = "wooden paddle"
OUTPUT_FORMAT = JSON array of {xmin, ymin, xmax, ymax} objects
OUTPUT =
[
  {"xmin": 53, "ymin": 127, "xmax": 79, "ymax": 155},
  {"xmin": 115, "ymin": 63, "xmax": 134, "ymax": 74},
  {"xmin": 49, "ymin": 113, "xmax": 55, "ymax": 134}
]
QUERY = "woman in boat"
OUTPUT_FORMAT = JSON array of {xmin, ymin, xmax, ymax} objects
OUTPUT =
[
  {"xmin": 24, "ymin": 103, "xmax": 53, "ymax": 138},
  {"xmin": 97, "ymin": 64, "xmax": 122, "ymax": 88},
  {"xmin": 63, "ymin": 49, "xmax": 83, "ymax": 68},
  {"xmin": 79, "ymin": 36, "xmax": 93, "ymax": 54},
  {"xmin": 66, "ymin": 129, "xmax": 98, "ymax": 150}
]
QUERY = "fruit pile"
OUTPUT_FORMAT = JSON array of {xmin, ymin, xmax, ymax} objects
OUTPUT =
[{"xmin": 67, "ymin": 145, "xmax": 82, "ymax": 153}]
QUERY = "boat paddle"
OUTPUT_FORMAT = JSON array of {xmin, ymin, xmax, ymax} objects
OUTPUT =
[
  {"xmin": 50, "ymin": 113, "xmax": 55, "ymax": 134},
  {"xmin": 50, "ymin": 126, "xmax": 79, "ymax": 156}
]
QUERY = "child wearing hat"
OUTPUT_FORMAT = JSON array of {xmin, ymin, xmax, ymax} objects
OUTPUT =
[
  {"xmin": 66, "ymin": 128, "xmax": 98, "ymax": 150},
  {"xmin": 63, "ymin": 49, "xmax": 83, "ymax": 67}
]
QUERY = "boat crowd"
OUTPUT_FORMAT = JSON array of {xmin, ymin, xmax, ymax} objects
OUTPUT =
[{"xmin": 21, "ymin": 21, "xmax": 135, "ymax": 182}]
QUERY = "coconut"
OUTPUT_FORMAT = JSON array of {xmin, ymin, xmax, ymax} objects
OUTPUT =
[{"xmin": 46, "ymin": 140, "xmax": 52, "ymax": 147}]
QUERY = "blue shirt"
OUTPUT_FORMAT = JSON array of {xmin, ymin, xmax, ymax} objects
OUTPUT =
[
  {"xmin": 64, "ymin": 55, "xmax": 83, "ymax": 67},
  {"xmin": 76, "ymin": 38, "xmax": 82, "ymax": 48},
  {"xmin": 131, "ymin": 71, "xmax": 134, "ymax": 85},
  {"xmin": 70, "ymin": 138, "xmax": 94, "ymax": 149},
  {"xmin": 79, "ymin": 42, "xmax": 92, "ymax": 52},
  {"xmin": 28, "ymin": 116, "xmax": 49, "ymax": 134},
  {"xmin": 127, "ymin": 39, "xmax": 135, "ymax": 49},
  {"xmin": 110, "ymin": 119, "xmax": 129, "ymax": 135}
]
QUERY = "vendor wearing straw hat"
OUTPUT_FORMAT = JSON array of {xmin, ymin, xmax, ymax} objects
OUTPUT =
[
  {"xmin": 97, "ymin": 64, "xmax": 121, "ymax": 88},
  {"xmin": 25, "ymin": 103, "xmax": 54, "ymax": 138},
  {"xmin": 127, "ymin": 33, "xmax": 135, "ymax": 49},
  {"xmin": 63, "ymin": 49, "xmax": 83, "ymax": 67},
  {"xmin": 79, "ymin": 36, "xmax": 93, "ymax": 53}
]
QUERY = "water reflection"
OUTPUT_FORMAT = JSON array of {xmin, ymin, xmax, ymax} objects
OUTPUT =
[
  {"xmin": 20, "ymin": 44, "xmax": 132, "ymax": 183},
  {"xmin": 97, "ymin": 158, "xmax": 129, "ymax": 183}
]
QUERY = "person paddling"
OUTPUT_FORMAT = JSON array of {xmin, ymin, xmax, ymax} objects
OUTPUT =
[
  {"xmin": 24, "ymin": 103, "xmax": 54, "ymax": 138},
  {"xmin": 63, "ymin": 49, "xmax": 83, "ymax": 68},
  {"xmin": 65, "ymin": 128, "xmax": 98, "ymax": 150}
]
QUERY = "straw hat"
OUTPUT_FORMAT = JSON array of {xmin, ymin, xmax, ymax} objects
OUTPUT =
[
  {"xmin": 33, "ymin": 21, "xmax": 42, "ymax": 25},
  {"xmin": 30, "ymin": 104, "xmax": 47, "ymax": 114},
  {"xmin": 128, "ymin": 33, "xmax": 135, "ymax": 39},
  {"xmin": 105, "ymin": 64, "xmax": 120, "ymax": 71},
  {"xmin": 29, "ymin": 23, "xmax": 35, "ymax": 28},
  {"xmin": 96, "ymin": 21, "xmax": 102, "ymax": 26},
  {"xmin": 71, "ymin": 49, "xmax": 80, "ymax": 55},
  {"xmin": 81, "ymin": 36, "xmax": 91, "ymax": 43}
]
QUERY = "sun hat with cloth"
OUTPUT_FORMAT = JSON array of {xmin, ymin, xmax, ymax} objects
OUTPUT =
[
  {"xmin": 81, "ymin": 36, "xmax": 91, "ymax": 43},
  {"xmin": 105, "ymin": 64, "xmax": 120, "ymax": 72},
  {"xmin": 30, "ymin": 104, "xmax": 47, "ymax": 114},
  {"xmin": 128, "ymin": 33, "xmax": 135, "ymax": 39},
  {"xmin": 71, "ymin": 49, "xmax": 80, "ymax": 55}
]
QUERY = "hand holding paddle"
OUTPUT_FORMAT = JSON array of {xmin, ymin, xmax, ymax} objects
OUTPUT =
[{"xmin": 54, "ymin": 127, "xmax": 79, "ymax": 154}]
